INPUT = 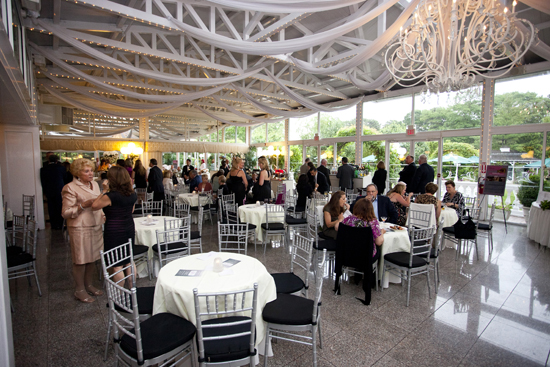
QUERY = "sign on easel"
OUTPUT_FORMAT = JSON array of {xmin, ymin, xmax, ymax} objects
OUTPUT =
[{"xmin": 483, "ymin": 165, "xmax": 508, "ymax": 196}]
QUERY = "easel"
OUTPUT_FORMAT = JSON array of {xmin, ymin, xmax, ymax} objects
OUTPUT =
[{"xmin": 478, "ymin": 194, "xmax": 508, "ymax": 233}]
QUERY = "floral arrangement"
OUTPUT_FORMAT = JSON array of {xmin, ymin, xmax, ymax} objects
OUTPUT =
[
  {"xmin": 102, "ymin": 151, "xmax": 119, "ymax": 164},
  {"xmin": 541, "ymin": 200, "xmax": 550, "ymax": 211}
]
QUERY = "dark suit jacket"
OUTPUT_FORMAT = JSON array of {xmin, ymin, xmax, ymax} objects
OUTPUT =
[
  {"xmin": 40, "ymin": 163, "xmax": 66, "ymax": 197},
  {"xmin": 182, "ymin": 165, "xmax": 194, "ymax": 177},
  {"xmin": 410, "ymin": 163, "xmax": 435, "ymax": 194},
  {"xmin": 188, "ymin": 175, "xmax": 203, "ymax": 192},
  {"xmin": 336, "ymin": 164, "xmax": 355, "ymax": 190},
  {"xmin": 317, "ymin": 165, "xmax": 331, "ymax": 181},
  {"xmin": 350, "ymin": 195, "xmax": 398, "ymax": 224},
  {"xmin": 147, "ymin": 166, "xmax": 164, "ymax": 200},
  {"xmin": 399, "ymin": 163, "xmax": 417, "ymax": 189},
  {"xmin": 372, "ymin": 169, "xmax": 387, "ymax": 194},
  {"xmin": 309, "ymin": 171, "xmax": 329, "ymax": 194}
]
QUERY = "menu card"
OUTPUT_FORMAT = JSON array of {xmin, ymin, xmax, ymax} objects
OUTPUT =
[
  {"xmin": 175, "ymin": 269, "xmax": 203, "ymax": 277},
  {"xmin": 223, "ymin": 259, "xmax": 241, "ymax": 268}
]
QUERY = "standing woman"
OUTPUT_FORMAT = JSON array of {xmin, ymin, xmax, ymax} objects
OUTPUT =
[
  {"xmin": 254, "ymin": 156, "xmax": 272, "ymax": 203},
  {"xmin": 124, "ymin": 158, "xmax": 134, "ymax": 178},
  {"xmin": 227, "ymin": 157, "xmax": 248, "ymax": 206},
  {"xmin": 92, "ymin": 166, "xmax": 138, "ymax": 284},
  {"xmin": 372, "ymin": 161, "xmax": 388, "ymax": 194},
  {"xmin": 133, "ymin": 159, "xmax": 147, "ymax": 189},
  {"xmin": 61, "ymin": 158, "xmax": 104, "ymax": 303}
]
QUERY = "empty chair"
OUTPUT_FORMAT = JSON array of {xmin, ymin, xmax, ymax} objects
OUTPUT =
[
  {"xmin": 382, "ymin": 225, "xmax": 436, "ymax": 306},
  {"xmin": 7, "ymin": 215, "xmax": 26, "ymax": 256},
  {"xmin": 7, "ymin": 219, "xmax": 41, "ymax": 296},
  {"xmin": 218, "ymin": 222, "xmax": 249, "ymax": 254},
  {"xmin": 153, "ymin": 224, "xmax": 191, "ymax": 269},
  {"xmin": 284, "ymin": 199, "xmax": 307, "ymax": 248},
  {"xmin": 345, "ymin": 188, "xmax": 355, "ymax": 196},
  {"xmin": 261, "ymin": 204, "xmax": 285, "ymax": 255},
  {"xmin": 100, "ymin": 240, "xmax": 156, "ymax": 360},
  {"xmin": 330, "ymin": 186, "xmax": 340, "ymax": 193},
  {"xmin": 271, "ymin": 233, "xmax": 313, "ymax": 296},
  {"xmin": 133, "ymin": 188, "xmax": 147, "ymax": 217},
  {"xmin": 142, "ymin": 201, "xmax": 163, "ymax": 217},
  {"xmin": 463, "ymin": 196, "xmax": 476, "ymax": 214},
  {"xmin": 22, "ymin": 194, "xmax": 35, "ymax": 221},
  {"xmin": 408, "ymin": 202, "xmax": 435, "ymax": 228},
  {"xmin": 164, "ymin": 215, "xmax": 197, "ymax": 255},
  {"xmin": 262, "ymin": 250, "xmax": 327, "ymax": 367},
  {"xmin": 164, "ymin": 191, "xmax": 174, "ymax": 216},
  {"xmin": 191, "ymin": 193, "xmax": 214, "ymax": 225},
  {"xmin": 193, "ymin": 284, "xmax": 258, "ymax": 367},
  {"xmin": 173, "ymin": 202, "xmax": 191, "ymax": 218},
  {"xmin": 306, "ymin": 209, "xmax": 336, "ymax": 277},
  {"xmin": 102, "ymin": 242, "xmax": 196, "ymax": 366},
  {"xmin": 418, "ymin": 217, "xmax": 445, "ymax": 293},
  {"xmin": 225, "ymin": 203, "xmax": 256, "ymax": 249},
  {"xmin": 473, "ymin": 203, "xmax": 495, "ymax": 254}
]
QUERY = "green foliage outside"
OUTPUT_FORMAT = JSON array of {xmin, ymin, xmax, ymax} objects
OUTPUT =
[{"xmin": 518, "ymin": 174, "xmax": 550, "ymax": 207}]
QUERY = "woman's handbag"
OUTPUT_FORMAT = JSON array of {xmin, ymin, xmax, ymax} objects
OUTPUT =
[{"xmin": 453, "ymin": 209, "xmax": 476, "ymax": 239}]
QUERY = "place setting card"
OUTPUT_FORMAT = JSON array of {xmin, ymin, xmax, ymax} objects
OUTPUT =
[{"xmin": 175, "ymin": 269, "xmax": 204, "ymax": 277}]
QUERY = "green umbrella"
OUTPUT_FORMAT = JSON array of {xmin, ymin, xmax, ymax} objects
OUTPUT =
[
  {"xmin": 524, "ymin": 158, "xmax": 550, "ymax": 168},
  {"xmin": 429, "ymin": 154, "xmax": 471, "ymax": 164},
  {"xmin": 362, "ymin": 154, "xmax": 376, "ymax": 163}
]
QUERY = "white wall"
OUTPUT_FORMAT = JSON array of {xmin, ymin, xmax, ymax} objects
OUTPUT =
[{"xmin": 0, "ymin": 124, "xmax": 45, "ymax": 229}]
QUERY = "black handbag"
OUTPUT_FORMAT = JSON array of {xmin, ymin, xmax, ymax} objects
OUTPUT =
[{"xmin": 453, "ymin": 209, "xmax": 476, "ymax": 239}]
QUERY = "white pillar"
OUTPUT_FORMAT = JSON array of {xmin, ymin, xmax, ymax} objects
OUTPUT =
[
  {"xmin": 284, "ymin": 119, "xmax": 290, "ymax": 172},
  {"xmin": 356, "ymin": 102, "xmax": 363, "ymax": 166},
  {"xmin": 480, "ymin": 79, "xmax": 495, "ymax": 219}
]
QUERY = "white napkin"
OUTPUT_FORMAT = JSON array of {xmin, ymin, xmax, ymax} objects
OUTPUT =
[
  {"xmin": 140, "ymin": 221, "xmax": 158, "ymax": 226},
  {"xmin": 197, "ymin": 251, "xmax": 216, "ymax": 261},
  {"xmin": 218, "ymin": 268, "xmax": 234, "ymax": 276}
]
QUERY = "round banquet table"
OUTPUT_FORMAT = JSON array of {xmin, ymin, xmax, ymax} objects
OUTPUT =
[
  {"xmin": 177, "ymin": 193, "xmax": 212, "ymax": 207},
  {"xmin": 528, "ymin": 202, "xmax": 550, "ymax": 248},
  {"xmin": 378, "ymin": 222, "xmax": 412, "ymax": 288},
  {"xmin": 238, "ymin": 203, "xmax": 282, "ymax": 242},
  {"xmin": 153, "ymin": 252, "xmax": 277, "ymax": 351},
  {"xmin": 133, "ymin": 216, "xmax": 176, "ymax": 277},
  {"xmin": 440, "ymin": 207, "xmax": 459, "ymax": 227}
]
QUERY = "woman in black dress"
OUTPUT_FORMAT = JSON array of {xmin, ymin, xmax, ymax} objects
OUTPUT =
[
  {"xmin": 254, "ymin": 156, "xmax": 272, "ymax": 203},
  {"xmin": 92, "ymin": 165, "xmax": 138, "ymax": 283},
  {"xmin": 372, "ymin": 161, "xmax": 387, "ymax": 194},
  {"xmin": 227, "ymin": 157, "xmax": 248, "ymax": 206},
  {"xmin": 133, "ymin": 159, "xmax": 147, "ymax": 189},
  {"xmin": 295, "ymin": 174, "xmax": 313, "ymax": 212}
]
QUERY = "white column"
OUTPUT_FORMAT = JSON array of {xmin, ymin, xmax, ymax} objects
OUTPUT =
[
  {"xmin": 541, "ymin": 132, "xmax": 547, "ymax": 191},
  {"xmin": 284, "ymin": 119, "xmax": 290, "ymax": 172},
  {"xmin": 479, "ymin": 79, "xmax": 495, "ymax": 219},
  {"xmin": 355, "ymin": 102, "xmax": 363, "ymax": 165}
]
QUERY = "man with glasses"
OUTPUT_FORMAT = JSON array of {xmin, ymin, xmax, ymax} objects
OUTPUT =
[{"xmin": 351, "ymin": 183, "xmax": 398, "ymax": 224}]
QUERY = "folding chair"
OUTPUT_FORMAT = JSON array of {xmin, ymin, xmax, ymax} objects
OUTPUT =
[
  {"xmin": 164, "ymin": 191, "xmax": 174, "ymax": 216},
  {"xmin": 225, "ymin": 204, "xmax": 256, "ymax": 249},
  {"xmin": 408, "ymin": 203, "xmax": 436, "ymax": 228},
  {"xmin": 22, "ymin": 194, "xmax": 35, "ymax": 221}
]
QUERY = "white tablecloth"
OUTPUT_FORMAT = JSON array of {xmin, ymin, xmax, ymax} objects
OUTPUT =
[
  {"xmin": 238, "ymin": 204, "xmax": 283, "ymax": 242},
  {"xmin": 177, "ymin": 193, "xmax": 212, "ymax": 207},
  {"xmin": 440, "ymin": 208, "xmax": 459, "ymax": 227},
  {"xmin": 133, "ymin": 216, "xmax": 176, "ymax": 277},
  {"xmin": 378, "ymin": 222, "xmax": 411, "ymax": 288},
  {"xmin": 153, "ymin": 252, "xmax": 277, "ymax": 350},
  {"xmin": 528, "ymin": 202, "xmax": 550, "ymax": 248}
]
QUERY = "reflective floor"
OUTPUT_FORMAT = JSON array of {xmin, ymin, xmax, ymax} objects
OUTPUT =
[{"xmin": 9, "ymin": 220, "xmax": 550, "ymax": 366}]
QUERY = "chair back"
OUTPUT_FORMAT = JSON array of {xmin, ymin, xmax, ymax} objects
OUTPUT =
[
  {"xmin": 408, "ymin": 226, "xmax": 436, "ymax": 266},
  {"xmin": 135, "ymin": 188, "xmax": 146, "ymax": 203},
  {"xmin": 142, "ymin": 201, "xmax": 163, "ymax": 216},
  {"xmin": 25, "ymin": 220, "xmax": 38, "ymax": 258},
  {"xmin": 164, "ymin": 216, "xmax": 191, "ymax": 231},
  {"xmin": 432, "ymin": 217, "xmax": 445, "ymax": 254},
  {"xmin": 100, "ymin": 242, "xmax": 144, "ymax": 364},
  {"xmin": 193, "ymin": 284, "xmax": 258, "ymax": 365},
  {"xmin": 11, "ymin": 215, "xmax": 26, "ymax": 247},
  {"xmin": 312, "ymin": 250, "xmax": 327, "ymax": 324},
  {"xmin": 290, "ymin": 234, "xmax": 314, "ymax": 296},
  {"xmin": 409, "ymin": 203, "xmax": 436, "ymax": 228},
  {"xmin": 22, "ymin": 195, "xmax": 35, "ymax": 220},
  {"xmin": 345, "ymin": 188, "xmax": 355, "ymax": 196},
  {"xmin": 146, "ymin": 192, "xmax": 154, "ymax": 202},
  {"xmin": 174, "ymin": 202, "xmax": 191, "ymax": 218},
  {"xmin": 264, "ymin": 204, "xmax": 285, "ymax": 229},
  {"xmin": 164, "ymin": 190, "xmax": 174, "ymax": 209},
  {"xmin": 225, "ymin": 203, "xmax": 239, "ymax": 224},
  {"xmin": 347, "ymin": 193, "xmax": 358, "ymax": 205},
  {"xmin": 218, "ymin": 222, "xmax": 249, "ymax": 254},
  {"xmin": 330, "ymin": 186, "xmax": 340, "ymax": 193},
  {"xmin": 155, "ymin": 227, "xmax": 190, "ymax": 267},
  {"xmin": 464, "ymin": 197, "xmax": 476, "ymax": 210}
]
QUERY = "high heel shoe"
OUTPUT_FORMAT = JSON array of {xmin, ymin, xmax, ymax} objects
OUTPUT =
[
  {"xmin": 74, "ymin": 289, "xmax": 95, "ymax": 303},
  {"xmin": 85, "ymin": 285, "xmax": 104, "ymax": 296}
]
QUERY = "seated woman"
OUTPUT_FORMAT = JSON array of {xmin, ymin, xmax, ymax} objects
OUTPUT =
[
  {"xmin": 340, "ymin": 198, "xmax": 385, "ymax": 261},
  {"xmin": 414, "ymin": 182, "xmax": 442, "ymax": 220},
  {"xmin": 442, "ymin": 180, "xmax": 465, "ymax": 216},
  {"xmin": 162, "ymin": 170, "xmax": 174, "ymax": 191},
  {"xmin": 386, "ymin": 182, "xmax": 413, "ymax": 226},
  {"xmin": 322, "ymin": 191, "xmax": 350, "ymax": 240},
  {"xmin": 295, "ymin": 174, "xmax": 313, "ymax": 213},
  {"xmin": 198, "ymin": 174, "xmax": 213, "ymax": 192}
]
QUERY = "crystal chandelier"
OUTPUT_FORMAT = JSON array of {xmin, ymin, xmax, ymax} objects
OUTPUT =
[{"xmin": 384, "ymin": 0, "xmax": 537, "ymax": 94}]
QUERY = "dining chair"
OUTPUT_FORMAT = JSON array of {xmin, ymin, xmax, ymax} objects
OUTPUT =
[
  {"xmin": 164, "ymin": 191, "xmax": 174, "ymax": 216},
  {"xmin": 219, "ymin": 193, "xmax": 235, "ymax": 223},
  {"xmin": 218, "ymin": 222, "xmax": 249, "ymax": 254},
  {"xmin": 330, "ymin": 186, "xmax": 340, "ymax": 193},
  {"xmin": 271, "ymin": 233, "xmax": 313, "ymax": 296},
  {"xmin": 463, "ymin": 196, "xmax": 476, "ymax": 214},
  {"xmin": 443, "ymin": 209, "xmax": 480, "ymax": 260},
  {"xmin": 382, "ymin": 225, "xmax": 436, "ymax": 306},
  {"xmin": 191, "ymin": 193, "xmax": 214, "ymax": 225},
  {"xmin": 307, "ymin": 209, "xmax": 336, "ymax": 277},
  {"xmin": 190, "ymin": 208, "xmax": 204, "ymax": 253},
  {"xmin": 408, "ymin": 203, "xmax": 435, "ymax": 228},
  {"xmin": 142, "ymin": 201, "xmax": 163, "ymax": 217},
  {"xmin": 135, "ymin": 188, "xmax": 147, "ymax": 202},
  {"xmin": 473, "ymin": 203, "xmax": 496, "ymax": 254},
  {"xmin": 7, "ymin": 215, "xmax": 25, "ymax": 256},
  {"xmin": 153, "ymin": 225, "xmax": 191, "ymax": 269},
  {"xmin": 261, "ymin": 204, "xmax": 285, "ymax": 255},
  {"xmin": 225, "ymin": 203, "xmax": 256, "ymax": 249},
  {"xmin": 7, "ymin": 219, "xmax": 41, "ymax": 296},
  {"xmin": 192, "ymin": 284, "xmax": 258, "ymax": 367},
  {"xmin": 146, "ymin": 192, "xmax": 154, "ymax": 202},
  {"xmin": 133, "ymin": 189, "xmax": 147, "ymax": 218},
  {"xmin": 345, "ymin": 188, "xmax": 355, "ymax": 196},
  {"xmin": 173, "ymin": 202, "xmax": 191, "ymax": 218},
  {"xmin": 262, "ymin": 250, "xmax": 327, "ymax": 367},
  {"xmin": 100, "ymin": 240, "xmax": 156, "ymax": 361},
  {"xmin": 346, "ymin": 193, "xmax": 358, "ymax": 205},
  {"xmin": 284, "ymin": 199, "xmax": 307, "ymax": 249},
  {"xmin": 102, "ymin": 242, "xmax": 196, "ymax": 367},
  {"xmin": 417, "ymin": 217, "xmax": 445, "ymax": 293},
  {"xmin": 22, "ymin": 194, "xmax": 35, "ymax": 221}
]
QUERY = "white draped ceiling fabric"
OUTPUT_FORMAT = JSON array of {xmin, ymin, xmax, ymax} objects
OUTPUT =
[{"xmin": 29, "ymin": 0, "xmax": 550, "ymax": 140}]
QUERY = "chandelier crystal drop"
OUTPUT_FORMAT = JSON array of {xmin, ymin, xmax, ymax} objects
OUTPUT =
[{"xmin": 384, "ymin": 0, "xmax": 537, "ymax": 94}]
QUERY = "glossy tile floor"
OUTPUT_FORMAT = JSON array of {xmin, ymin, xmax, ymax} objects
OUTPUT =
[{"xmin": 9, "ymin": 220, "xmax": 550, "ymax": 366}]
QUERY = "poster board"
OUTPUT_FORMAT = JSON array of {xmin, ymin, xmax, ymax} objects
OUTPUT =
[{"xmin": 483, "ymin": 165, "xmax": 508, "ymax": 196}]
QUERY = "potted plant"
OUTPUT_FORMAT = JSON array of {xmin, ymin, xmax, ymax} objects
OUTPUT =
[
  {"xmin": 518, "ymin": 174, "xmax": 543, "ymax": 222},
  {"xmin": 494, "ymin": 190, "xmax": 513, "ymax": 221}
]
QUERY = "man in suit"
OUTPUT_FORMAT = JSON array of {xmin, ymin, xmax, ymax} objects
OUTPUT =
[
  {"xmin": 182, "ymin": 159, "xmax": 194, "ymax": 182},
  {"xmin": 308, "ymin": 167, "xmax": 329, "ymax": 194},
  {"xmin": 147, "ymin": 158, "xmax": 165, "ymax": 201},
  {"xmin": 188, "ymin": 170, "xmax": 202, "ymax": 192},
  {"xmin": 351, "ymin": 183, "xmax": 398, "ymax": 224},
  {"xmin": 299, "ymin": 158, "xmax": 311, "ymax": 175},
  {"xmin": 410, "ymin": 154, "xmax": 435, "ymax": 194},
  {"xmin": 399, "ymin": 155, "xmax": 417, "ymax": 189},
  {"xmin": 317, "ymin": 159, "xmax": 331, "ymax": 182},
  {"xmin": 40, "ymin": 154, "xmax": 66, "ymax": 229},
  {"xmin": 336, "ymin": 157, "xmax": 355, "ymax": 190}
]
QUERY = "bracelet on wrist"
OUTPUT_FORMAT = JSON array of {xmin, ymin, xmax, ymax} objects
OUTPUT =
[{"xmin": 80, "ymin": 204, "xmax": 84, "ymax": 210}]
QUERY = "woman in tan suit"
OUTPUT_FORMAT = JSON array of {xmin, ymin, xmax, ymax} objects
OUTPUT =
[{"xmin": 62, "ymin": 158, "xmax": 104, "ymax": 303}]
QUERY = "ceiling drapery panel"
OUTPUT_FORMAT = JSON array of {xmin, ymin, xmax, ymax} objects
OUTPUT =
[{"xmin": 24, "ymin": 0, "xmax": 550, "ymax": 141}]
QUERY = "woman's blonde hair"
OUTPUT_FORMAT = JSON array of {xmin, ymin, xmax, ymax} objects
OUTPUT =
[
  {"xmin": 70, "ymin": 158, "xmax": 95, "ymax": 177},
  {"xmin": 387, "ymin": 183, "xmax": 406, "ymax": 196},
  {"xmin": 258, "ymin": 156, "xmax": 268, "ymax": 170},
  {"xmin": 163, "ymin": 170, "xmax": 172, "ymax": 179},
  {"xmin": 231, "ymin": 157, "xmax": 242, "ymax": 171}
]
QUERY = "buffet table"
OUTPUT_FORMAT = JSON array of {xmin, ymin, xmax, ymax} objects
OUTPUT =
[{"xmin": 528, "ymin": 202, "xmax": 550, "ymax": 248}]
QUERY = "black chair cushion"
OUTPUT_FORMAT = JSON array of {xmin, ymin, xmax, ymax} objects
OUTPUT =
[
  {"xmin": 247, "ymin": 223, "xmax": 257, "ymax": 230},
  {"xmin": 261, "ymin": 223, "xmax": 284, "ymax": 231},
  {"xmin": 6, "ymin": 246, "xmax": 23, "ymax": 257},
  {"xmin": 191, "ymin": 231, "xmax": 201, "ymax": 240},
  {"xmin": 7, "ymin": 252, "xmax": 34, "ymax": 268},
  {"xmin": 190, "ymin": 206, "xmax": 200, "ymax": 212},
  {"xmin": 120, "ymin": 312, "xmax": 196, "ymax": 361},
  {"xmin": 272, "ymin": 273, "xmax": 305, "ymax": 294},
  {"xmin": 314, "ymin": 238, "xmax": 337, "ymax": 252},
  {"xmin": 384, "ymin": 252, "xmax": 429, "ymax": 268},
  {"xmin": 152, "ymin": 241, "xmax": 188, "ymax": 253},
  {"xmin": 262, "ymin": 293, "xmax": 314, "ymax": 325},
  {"xmin": 114, "ymin": 286, "xmax": 156, "ymax": 315},
  {"xmin": 285, "ymin": 216, "xmax": 307, "ymax": 225},
  {"xmin": 477, "ymin": 223, "xmax": 492, "ymax": 230},
  {"xmin": 442, "ymin": 226, "xmax": 455, "ymax": 234},
  {"xmin": 132, "ymin": 245, "xmax": 149, "ymax": 256},
  {"xmin": 200, "ymin": 316, "xmax": 255, "ymax": 363}
]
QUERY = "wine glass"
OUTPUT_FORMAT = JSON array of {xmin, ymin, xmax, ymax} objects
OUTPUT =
[{"xmin": 381, "ymin": 216, "xmax": 387, "ymax": 223}]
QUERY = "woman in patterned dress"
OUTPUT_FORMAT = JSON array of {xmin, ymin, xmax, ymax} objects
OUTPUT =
[
  {"xmin": 442, "ymin": 180, "xmax": 466, "ymax": 216},
  {"xmin": 386, "ymin": 182, "xmax": 413, "ymax": 226}
]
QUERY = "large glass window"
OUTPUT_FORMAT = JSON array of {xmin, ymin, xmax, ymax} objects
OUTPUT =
[
  {"xmin": 320, "ymin": 106, "xmax": 356, "ymax": 139},
  {"xmin": 236, "ymin": 127, "xmax": 246, "ymax": 144},
  {"xmin": 387, "ymin": 142, "xmax": 411, "ymax": 186},
  {"xmin": 320, "ymin": 144, "xmax": 334, "ymax": 168},
  {"xmin": 305, "ymin": 146, "xmax": 318, "ymax": 166},
  {"xmin": 289, "ymin": 115, "xmax": 316, "ymax": 140},
  {"xmin": 267, "ymin": 121, "xmax": 285, "ymax": 143},
  {"xmin": 289, "ymin": 145, "xmax": 303, "ymax": 181},
  {"xmin": 337, "ymin": 142, "xmax": 355, "ymax": 165},
  {"xmin": 545, "ymin": 132, "xmax": 550, "ymax": 192},
  {"xmin": 224, "ymin": 126, "xmax": 236, "ymax": 143},
  {"xmin": 363, "ymin": 95, "xmax": 411, "ymax": 135},
  {"xmin": 494, "ymin": 72, "xmax": 550, "ymax": 126},
  {"xmin": 251, "ymin": 124, "xmax": 265, "ymax": 144}
]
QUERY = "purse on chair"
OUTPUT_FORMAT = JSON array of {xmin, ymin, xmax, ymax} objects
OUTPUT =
[{"xmin": 453, "ymin": 209, "xmax": 476, "ymax": 239}]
